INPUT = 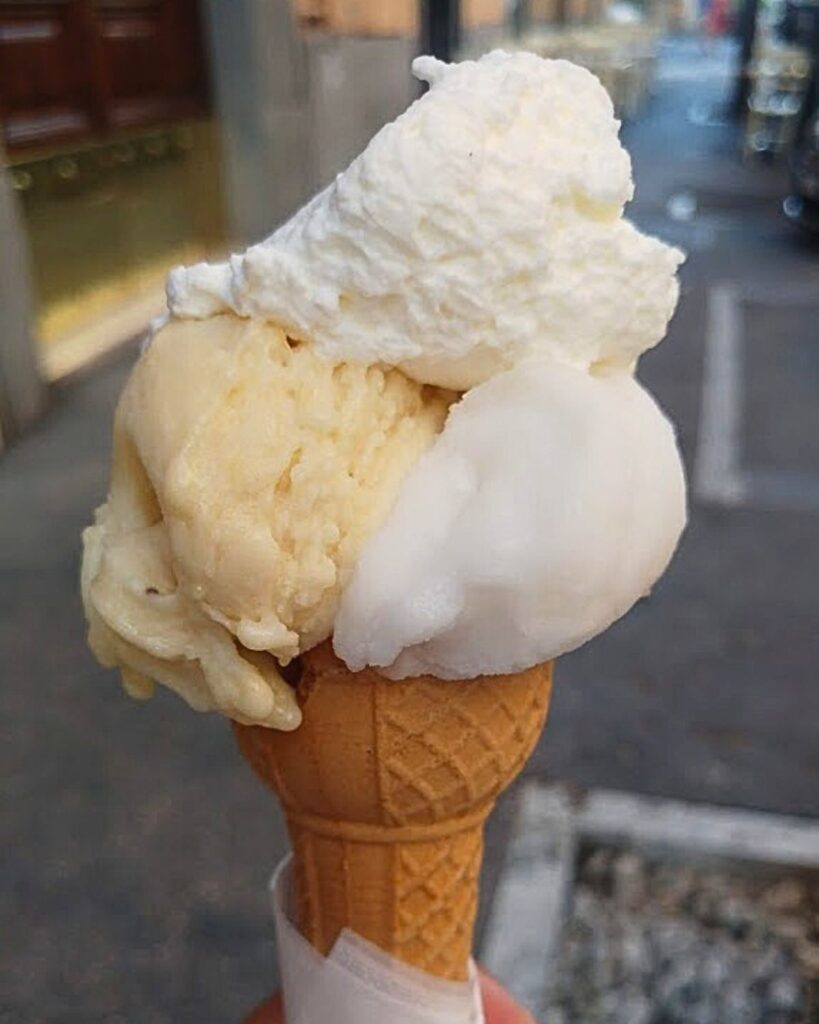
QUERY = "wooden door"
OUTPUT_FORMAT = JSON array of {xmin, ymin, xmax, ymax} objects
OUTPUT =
[{"xmin": 0, "ymin": 0, "xmax": 209, "ymax": 154}]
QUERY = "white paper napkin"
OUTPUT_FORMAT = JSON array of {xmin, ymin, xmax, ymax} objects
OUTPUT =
[{"xmin": 270, "ymin": 856, "xmax": 485, "ymax": 1024}]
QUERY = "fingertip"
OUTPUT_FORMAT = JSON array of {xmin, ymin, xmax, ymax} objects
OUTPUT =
[
  {"xmin": 242, "ymin": 992, "xmax": 284, "ymax": 1024},
  {"xmin": 479, "ymin": 969, "xmax": 537, "ymax": 1023}
]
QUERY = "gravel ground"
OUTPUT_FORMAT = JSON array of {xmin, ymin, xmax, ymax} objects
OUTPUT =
[{"xmin": 545, "ymin": 847, "xmax": 819, "ymax": 1024}]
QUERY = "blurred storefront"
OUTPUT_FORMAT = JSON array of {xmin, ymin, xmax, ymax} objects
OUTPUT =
[
  {"xmin": 0, "ymin": 0, "xmax": 223, "ymax": 386},
  {"xmin": 0, "ymin": 0, "xmax": 507, "ymax": 410}
]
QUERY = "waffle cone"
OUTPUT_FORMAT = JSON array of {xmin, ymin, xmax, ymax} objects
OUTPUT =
[{"xmin": 233, "ymin": 642, "xmax": 553, "ymax": 981}]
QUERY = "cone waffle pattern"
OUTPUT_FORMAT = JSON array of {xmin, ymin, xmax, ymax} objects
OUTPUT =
[{"xmin": 234, "ymin": 642, "xmax": 553, "ymax": 980}]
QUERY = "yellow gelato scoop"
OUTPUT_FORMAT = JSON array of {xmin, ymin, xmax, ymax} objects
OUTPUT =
[{"xmin": 82, "ymin": 315, "xmax": 451, "ymax": 728}]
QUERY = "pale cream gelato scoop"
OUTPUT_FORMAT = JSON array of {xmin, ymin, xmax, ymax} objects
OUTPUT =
[{"xmin": 82, "ymin": 315, "xmax": 451, "ymax": 728}]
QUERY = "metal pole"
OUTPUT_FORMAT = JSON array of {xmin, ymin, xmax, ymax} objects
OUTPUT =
[
  {"xmin": 0, "ymin": 151, "xmax": 47, "ymax": 448},
  {"xmin": 731, "ymin": 0, "xmax": 760, "ymax": 118},
  {"xmin": 422, "ymin": 0, "xmax": 461, "ymax": 62},
  {"xmin": 512, "ymin": 0, "xmax": 530, "ymax": 38}
]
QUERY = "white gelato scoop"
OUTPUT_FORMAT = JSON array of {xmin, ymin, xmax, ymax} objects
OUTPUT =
[
  {"xmin": 334, "ymin": 357, "xmax": 686, "ymax": 679},
  {"xmin": 168, "ymin": 51, "xmax": 683, "ymax": 390}
]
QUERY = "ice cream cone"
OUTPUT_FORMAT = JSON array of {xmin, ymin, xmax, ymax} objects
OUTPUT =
[{"xmin": 233, "ymin": 641, "xmax": 553, "ymax": 981}]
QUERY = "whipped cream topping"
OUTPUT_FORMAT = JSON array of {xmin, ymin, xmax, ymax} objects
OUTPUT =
[{"xmin": 168, "ymin": 51, "xmax": 683, "ymax": 389}]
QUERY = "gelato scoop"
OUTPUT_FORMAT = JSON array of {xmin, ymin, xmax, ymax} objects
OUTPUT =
[
  {"xmin": 335, "ymin": 357, "xmax": 685, "ymax": 679},
  {"xmin": 82, "ymin": 316, "xmax": 450, "ymax": 727},
  {"xmin": 82, "ymin": 50, "xmax": 687, "ymax": 729},
  {"xmin": 169, "ymin": 51, "xmax": 682, "ymax": 390}
]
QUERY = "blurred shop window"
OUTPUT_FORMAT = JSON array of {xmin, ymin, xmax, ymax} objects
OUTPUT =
[{"xmin": 0, "ymin": 1, "xmax": 227, "ymax": 380}]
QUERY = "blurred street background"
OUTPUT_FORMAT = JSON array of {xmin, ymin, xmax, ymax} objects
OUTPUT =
[{"xmin": 1, "ymin": 1, "xmax": 818, "ymax": 1021}]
